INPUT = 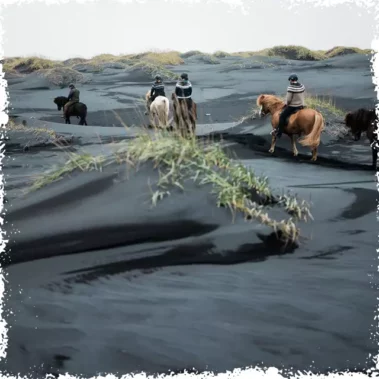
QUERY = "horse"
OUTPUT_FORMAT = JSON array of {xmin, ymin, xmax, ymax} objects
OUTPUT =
[
  {"xmin": 257, "ymin": 94, "xmax": 325, "ymax": 161},
  {"xmin": 344, "ymin": 108, "xmax": 378, "ymax": 169},
  {"xmin": 53, "ymin": 96, "xmax": 88, "ymax": 126},
  {"xmin": 145, "ymin": 90, "xmax": 152, "ymax": 115},
  {"xmin": 149, "ymin": 96, "xmax": 170, "ymax": 129},
  {"xmin": 171, "ymin": 93, "xmax": 197, "ymax": 137}
]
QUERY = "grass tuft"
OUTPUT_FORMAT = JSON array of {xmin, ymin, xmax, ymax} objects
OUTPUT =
[
  {"xmin": 30, "ymin": 153, "xmax": 106, "ymax": 191},
  {"xmin": 213, "ymin": 51, "xmax": 231, "ymax": 58},
  {"xmin": 3, "ymin": 56, "xmax": 63, "ymax": 73},
  {"xmin": 37, "ymin": 67, "xmax": 91, "ymax": 87},
  {"xmin": 30, "ymin": 131, "xmax": 312, "ymax": 243},
  {"xmin": 128, "ymin": 61, "xmax": 179, "ymax": 80}
]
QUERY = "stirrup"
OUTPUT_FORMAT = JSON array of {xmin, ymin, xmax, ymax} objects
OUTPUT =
[{"xmin": 270, "ymin": 130, "xmax": 277, "ymax": 136}]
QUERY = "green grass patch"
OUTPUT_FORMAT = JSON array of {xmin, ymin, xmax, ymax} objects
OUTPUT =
[
  {"xmin": 30, "ymin": 153, "xmax": 106, "ymax": 191},
  {"xmin": 30, "ymin": 131, "xmax": 312, "ymax": 242}
]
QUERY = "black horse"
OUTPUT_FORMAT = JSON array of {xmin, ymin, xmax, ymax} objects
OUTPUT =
[
  {"xmin": 53, "ymin": 96, "xmax": 88, "ymax": 126},
  {"xmin": 344, "ymin": 108, "xmax": 378, "ymax": 170}
]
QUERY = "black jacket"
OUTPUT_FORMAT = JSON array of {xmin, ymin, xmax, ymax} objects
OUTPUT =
[
  {"xmin": 175, "ymin": 80, "xmax": 192, "ymax": 99},
  {"xmin": 150, "ymin": 82, "xmax": 165, "ymax": 98}
]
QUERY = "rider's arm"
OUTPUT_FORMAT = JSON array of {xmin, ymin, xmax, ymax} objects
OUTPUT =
[
  {"xmin": 175, "ymin": 85, "xmax": 180, "ymax": 96},
  {"xmin": 285, "ymin": 90, "xmax": 293, "ymax": 106},
  {"xmin": 68, "ymin": 89, "xmax": 73, "ymax": 101},
  {"xmin": 150, "ymin": 85, "xmax": 155, "ymax": 97},
  {"xmin": 187, "ymin": 84, "xmax": 192, "ymax": 97}
]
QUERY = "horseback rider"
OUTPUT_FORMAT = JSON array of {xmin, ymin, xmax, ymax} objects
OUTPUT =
[
  {"xmin": 175, "ymin": 73, "xmax": 193, "ymax": 113},
  {"xmin": 62, "ymin": 83, "xmax": 80, "ymax": 118},
  {"xmin": 272, "ymin": 73, "xmax": 305, "ymax": 138},
  {"xmin": 145, "ymin": 75, "xmax": 166, "ymax": 115}
]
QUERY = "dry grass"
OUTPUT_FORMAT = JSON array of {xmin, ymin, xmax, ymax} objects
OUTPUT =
[
  {"xmin": 230, "ymin": 45, "xmax": 370, "ymax": 61},
  {"xmin": 180, "ymin": 50, "xmax": 204, "ymax": 58},
  {"xmin": 30, "ymin": 130, "xmax": 312, "ymax": 243},
  {"xmin": 303, "ymin": 94, "xmax": 345, "ymax": 117},
  {"xmin": 325, "ymin": 46, "xmax": 372, "ymax": 58},
  {"xmin": 2, "ymin": 56, "xmax": 63, "ymax": 73},
  {"xmin": 37, "ymin": 67, "xmax": 91, "ymax": 87},
  {"xmin": 6, "ymin": 119, "xmax": 58, "ymax": 137},
  {"xmin": 128, "ymin": 61, "xmax": 179, "ymax": 80},
  {"xmin": 30, "ymin": 153, "xmax": 106, "ymax": 191},
  {"xmin": 213, "ymin": 51, "xmax": 231, "ymax": 58}
]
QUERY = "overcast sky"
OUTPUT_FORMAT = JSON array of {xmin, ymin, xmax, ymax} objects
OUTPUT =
[{"xmin": 1, "ymin": 0, "xmax": 375, "ymax": 60}]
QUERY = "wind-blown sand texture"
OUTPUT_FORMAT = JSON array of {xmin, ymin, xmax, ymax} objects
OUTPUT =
[{"xmin": 1, "ymin": 47, "xmax": 378, "ymax": 378}]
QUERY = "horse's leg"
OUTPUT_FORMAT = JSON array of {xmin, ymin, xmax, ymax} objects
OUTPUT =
[
  {"xmin": 372, "ymin": 146, "xmax": 378, "ymax": 170},
  {"xmin": 268, "ymin": 132, "xmax": 277, "ymax": 154},
  {"xmin": 311, "ymin": 147, "xmax": 318, "ymax": 161},
  {"xmin": 290, "ymin": 135, "xmax": 298, "ymax": 156}
]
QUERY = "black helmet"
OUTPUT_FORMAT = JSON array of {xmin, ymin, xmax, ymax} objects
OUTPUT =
[
  {"xmin": 69, "ymin": 83, "xmax": 75, "ymax": 89},
  {"xmin": 155, "ymin": 75, "xmax": 162, "ymax": 81},
  {"xmin": 288, "ymin": 73, "xmax": 298, "ymax": 81},
  {"xmin": 180, "ymin": 73, "xmax": 188, "ymax": 80}
]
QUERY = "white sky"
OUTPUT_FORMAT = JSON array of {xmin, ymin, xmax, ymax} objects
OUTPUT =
[{"xmin": 1, "ymin": 0, "xmax": 375, "ymax": 60}]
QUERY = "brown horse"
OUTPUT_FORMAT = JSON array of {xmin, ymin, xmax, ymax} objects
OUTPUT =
[
  {"xmin": 171, "ymin": 93, "xmax": 197, "ymax": 137},
  {"xmin": 257, "ymin": 94, "xmax": 325, "ymax": 161},
  {"xmin": 344, "ymin": 108, "xmax": 378, "ymax": 169}
]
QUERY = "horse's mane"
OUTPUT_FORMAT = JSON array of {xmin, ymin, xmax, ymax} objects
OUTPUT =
[
  {"xmin": 345, "ymin": 108, "xmax": 377, "ymax": 130},
  {"xmin": 257, "ymin": 94, "xmax": 284, "ymax": 108}
]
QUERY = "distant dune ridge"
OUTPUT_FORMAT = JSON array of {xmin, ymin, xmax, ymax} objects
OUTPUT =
[{"xmin": 1, "ymin": 45, "xmax": 372, "ymax": 86}]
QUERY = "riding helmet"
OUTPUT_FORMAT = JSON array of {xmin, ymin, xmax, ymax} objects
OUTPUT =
[
  {"xmin": 69, "ymin": 83, "xmax": 75, "ymax": 89},
  {"xmin": 155, "ymin": 75, "xmax": 162, "ymax": 81},
  {"xmin": 180, "ymin": 73, "xmax": 188, "ymax": 80},
  {"xmin": 288, "ymin": 73, "xmax": 298, "ymax": 81}
]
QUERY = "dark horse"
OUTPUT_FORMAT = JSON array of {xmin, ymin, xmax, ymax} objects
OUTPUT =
[
  {"xmin": 344, "ymin": 108, "xmax": 378, "ymax": 169},
  {"xmin": 171, "ymin": 93, "xmax": 197, "ymax": 137},
  {"xmin": 53, "ymin": 96, "xmax": 88, "ymax": 126}
]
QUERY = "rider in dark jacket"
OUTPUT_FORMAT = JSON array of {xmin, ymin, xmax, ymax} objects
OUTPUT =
[
  {"xmin": 150, "ymin": 75, "xmax": 165, "ymax": 101},
  {"xmin": 175, "ymin": 73, "xmax": 193, "ymax": 113},
  {"xmin": 145, "ymin": 75, "xmax": 165, "ymax": 115}
]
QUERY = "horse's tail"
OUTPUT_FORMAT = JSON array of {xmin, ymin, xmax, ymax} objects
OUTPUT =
[
  {"xmin": 298, "ymin": 111, "xmax": 325, "ymax": 148},
  {"xmin": 157, "ymin": 99, "xmax": 168, "ymax": 127}
]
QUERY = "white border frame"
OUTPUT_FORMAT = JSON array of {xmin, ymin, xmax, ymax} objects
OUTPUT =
[{"xmin": 0, "ymin": 0, "xmax": 377, "ymax": 378}]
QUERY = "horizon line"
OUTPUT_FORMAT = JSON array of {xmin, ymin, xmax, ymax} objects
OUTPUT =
[{"xmin": 3, "ymin": 44, "xmax": 373, "ymax": 61}]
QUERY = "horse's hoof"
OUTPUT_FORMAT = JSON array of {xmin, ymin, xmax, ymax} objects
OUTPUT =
[
  {"xmin": 293, "ymin": 152, "xmax": 298, "ymax": 157},
  {"xmin": 311, "ymin": 157, "xmax": 317, "ymax": 162},
  {"xmin": 268, "ymin": 149, "xmax": 274, "ymax": 154}
]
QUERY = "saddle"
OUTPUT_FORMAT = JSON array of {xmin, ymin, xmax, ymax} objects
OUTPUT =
[{"xmin": 282, "ymin": 106, "xmax": 304, "ymax": 126}]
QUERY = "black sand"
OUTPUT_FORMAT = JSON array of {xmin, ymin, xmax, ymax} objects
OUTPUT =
[{"xmin": 2, "ymin": 53, "xmax": 378, "ymax": 377}]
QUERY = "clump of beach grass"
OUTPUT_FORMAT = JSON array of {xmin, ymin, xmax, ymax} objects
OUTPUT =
[
  {"xmin": 197, "ymin": 54, "xmax": 220, "ymax": 64},
  {"xmin": 213, "ymin": 51, "xmax": 231, "ymax": 58},
  {"xmin": 180, "ymin": 50, "xmax": 204, "ymax": 59},
  {"xmin": 303, "ymin": 94, "xmax": 345, "ymax": 118},
  {"xmin": 30, "ymin": 153, "xmax": 106, "ymax": 191},
  {"xmin": 325, "ymin": 46, "xmax": 372, "ymax": 58},
  {"xmin": 128, "ymin": 61, "xmax": 179, "ymax": 80},
  {"xmin": 30, "ymin": 130, "xmax": 312, "ymax": 243},
  {"xmin": 37, "ymin": 67, "xmax": 91, "ymax": 87},
  {"xmin": 2, "ymin": 56, "xmax": 63, "ymax": 73},
  {"xmin": 128, "ymin": 50, "xmax": 184, "ymax": 66}
]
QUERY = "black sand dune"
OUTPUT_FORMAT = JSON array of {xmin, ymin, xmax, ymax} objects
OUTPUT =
[{"xmin": 2, "ymin": 52, "xmax": 378, "ymax": 377}]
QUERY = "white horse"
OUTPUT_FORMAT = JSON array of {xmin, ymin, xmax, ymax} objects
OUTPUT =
[{"xmin": 149, "ymin": 96, "xmax": 170, "ymax": 129}]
